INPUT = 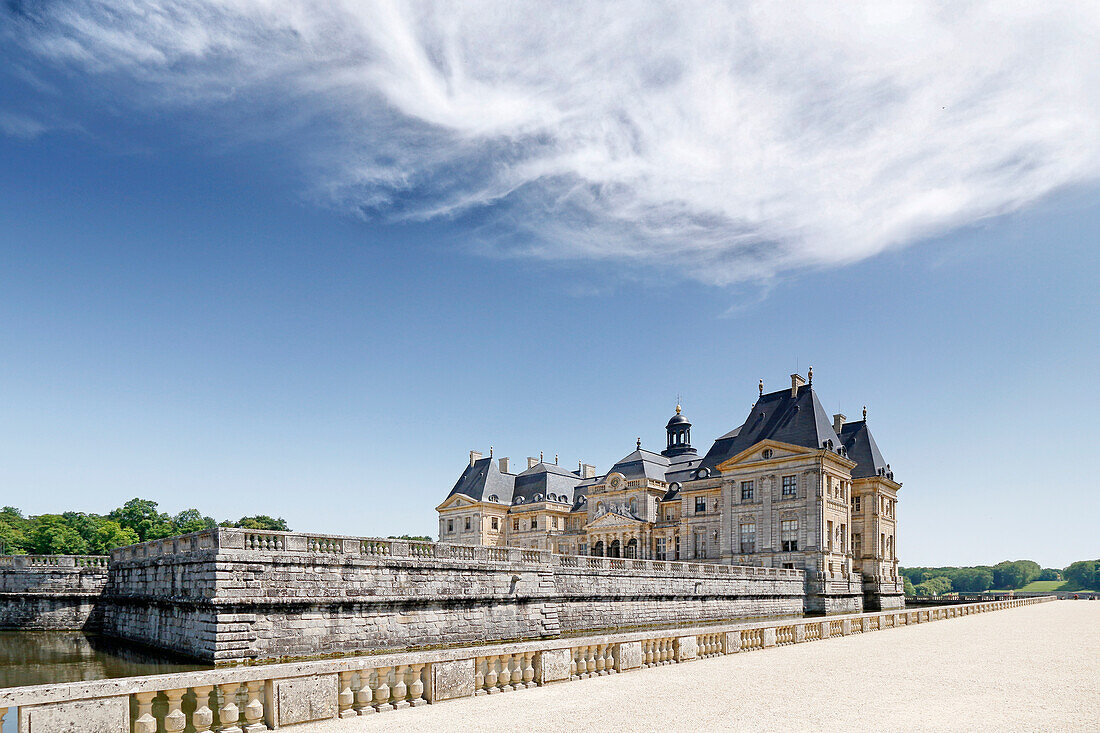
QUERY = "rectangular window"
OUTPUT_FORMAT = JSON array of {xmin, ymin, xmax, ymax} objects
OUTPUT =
[
  {"xmin": 656, "ymin": 537, "xmax": 667, "ymax": 560},
  {"xmin": 447, "ymin": 519, "xmax": 454, "ymax": 532},
  {"xmin": 741, "ymin": 481, "xmax": 754, "ymax": 501},
  {"xmin": 853, "ymin": 495, "xmax": 861, "ymax": 512},
  {"xmin": 827, "ymin": 520, "xmax": 834, "ymax": 552},
  {"xmin": 840, "ymin": 523, "xmax": 846, "ymax": 552},
  {"xmin": 531, "ymin": 517, "xmax": 538, "ymax": 530},
  {"xmin": 513, "ymin": 519, "xmax": 519, "ymax": 532},
  {"xmin": 853, "ymin": 533, "xmax": 862, "ymax": 557},
  {"xmin": 782, "ymin": 475, "xmax": 797, "ymax": 497},
  {"xmin": 465, "ymin": 517, "xmax": 471, "ymax": 531},
  {"xmin": 693, "ymin": 532, "xmax": 708, "ymax": 559},
  {"xmin": 740, "ymin": 522, "xmax": 756, "ymax": 554},
  {"xmin": 695, "ymin": 496, "xmax": 707, "ymax": 514},
  {"xmin": 781, "ymin": 519, "xmax": 798, "ymax": 552}
]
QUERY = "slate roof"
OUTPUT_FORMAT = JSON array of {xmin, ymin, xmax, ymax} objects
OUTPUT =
[
  {"xmin": 838, "ymin": 420, "xmax": 889, "ymax": 479},
  {"xmin": 512, "ymin": 462, "xmax": 579, "ymax": 505},
  {"xmin": 606, "ymin": 448, "xmax": 670, "ymax": 482},
  {"xmin": 698, "ymin": 384, "xmax": 843, "ymax": 470},
  {"xmin": 445, "ymin": 458, "xmax": 515, "ymax": 505}
]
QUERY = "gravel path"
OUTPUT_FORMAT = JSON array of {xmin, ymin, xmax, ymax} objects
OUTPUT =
[{"xmin": 298, "ymin": 601, "xmax": 1099, "ymax": 732}]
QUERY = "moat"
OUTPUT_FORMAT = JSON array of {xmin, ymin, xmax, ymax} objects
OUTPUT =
[{"xmin": 0, "ymin": 630, "xmax": 210, "ymax": 689}]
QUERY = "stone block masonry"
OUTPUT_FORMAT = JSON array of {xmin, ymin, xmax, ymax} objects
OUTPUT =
[
  {"xmin": 0, "ymin": 596, "xmax": 1054, "ymax": 732},
  {"xmin": 0, "ymin": 555, "xmax": 107, "ymax": 630},
  {"xmin": 95, "ymin": 528, "xmax": 807, "ymax": 664}
]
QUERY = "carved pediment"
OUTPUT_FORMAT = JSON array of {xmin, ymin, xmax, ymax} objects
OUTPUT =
[
  {"xmin": 585, "ymin": 511, "xmax": 646, "ymax": 529},
  {"xmin": 715, "ymin": 439, "xmax": 816, "ymax": 472},
  {"xmin": 434, "ymin": 494, "xmax": 479, "ymax": 512}
]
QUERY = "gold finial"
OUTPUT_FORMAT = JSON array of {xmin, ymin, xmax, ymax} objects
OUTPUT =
[
  {"xmin": 675, "ymin": 403, "xmax": 682, "ymax": 415},
  {"xmin": 759, "ymin": 378, "xmax": 764, "ymax": 396},
  {"xmin": 808, "ymin": 366, "xmax": 813, "ymax": 385},
  {"xmin": 554, "ymin": 453, "xmax": 559, "ymax": 465},
  {"xmin": 863, "ymin": 405, "xmax": 867, "ymax": 420},
  {"xmin": 490, "ymin": 445, "xmax": 494, "ymax": 457},
  {"xmin": 539, "ymin": 450, "xmax": 543, "ymax": 463},
  {"xmin": 636, "ymin": 437, "xmax": 641, "ymax": 450}
]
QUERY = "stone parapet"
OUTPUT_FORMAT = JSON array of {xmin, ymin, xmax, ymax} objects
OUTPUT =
[{"xmin": 0, "ymin": 596, "xmax": 1056, "ymax": 732}]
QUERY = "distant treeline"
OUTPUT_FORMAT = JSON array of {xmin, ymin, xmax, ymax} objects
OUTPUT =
[
  {"xmin": 901, "ymin": 560, "xmax": 1100, "ymax": 595},
  {"xmin": 0, "ymin": 498, "xmax": 290, "ymax": 556}
]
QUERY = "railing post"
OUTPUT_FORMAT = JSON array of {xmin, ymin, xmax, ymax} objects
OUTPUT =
[
  {"xmin": 243, "ymin": 680, "xmax": 265, "ymax": 731},
  {"xmin": 164, "ymin": 688, "xmax": 187, "ymax": 733},
  {"xmin": 192, "ymin": 685, "xmax": 214, "ymax": 733},
  {"xmin": 217, "ymin": 682, "xmax": 243, "ymax": 733}
]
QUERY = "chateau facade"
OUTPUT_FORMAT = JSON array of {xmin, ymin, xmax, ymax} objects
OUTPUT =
[{"xmin": 437, "ymin": 372, "xmax": 904, "ymax": 611}]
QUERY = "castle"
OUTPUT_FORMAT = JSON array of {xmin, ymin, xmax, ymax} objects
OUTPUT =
[{"xmin": 437, "ymin": 371, "xmax": 904, "ymax": 611}]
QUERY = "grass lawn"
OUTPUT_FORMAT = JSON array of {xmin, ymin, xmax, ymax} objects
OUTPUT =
[{"xmin": 984, "ymin": 580, "xmax": 1071, "ymax": 592}]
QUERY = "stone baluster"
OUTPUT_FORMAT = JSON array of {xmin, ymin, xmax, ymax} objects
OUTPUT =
[
  {"xmin": 522, "ymin": 652, "xmax": 535, "ymax": 687},
  {"xmin": 409, "ymin": 663, "xmax": 426, "ymax": 705},
  {"xmin": 569, "ymin": 648, "xmax": 578, "ymax": 679},
  {"xmin": 193, "ymin": 686, "xmax": 215, "ymax": 732},
  {"xmin": 393, "ymin": 664, "xmax": 410, "ymax": 708},
  {"xmin": 587, "ymin": 645, "xmax": 598, "ymax": 677},
  {"xmin": 498, "ymin": 654, "xmax": 513, "ymax": 691},
  {"xmin": 353, "ymin": 669, "xmax": 373, "ymax": 715},
  {"xmin": 243, "ymin": 680, "xmax": 265, "ymax": 731},
  {"xmin": 594, "ymin": 644, "xmax": 606, "ymax": 675},
  {"xmin": 475, "ymin": 658, "xmax": 487, "ymax": 695},
  {"xmin": 644, "ymin": 640, "xmax": 653, "ymax": 666},
  {"xmin": 484, "ymin": 656, "xmax": 499, "ymax": 693},
  {"xmin": 604, "ymin": 645, "xmax": 616, "ymax": 673},
  {"xmin": 133, "ymin": 691, "xmax": 158, "ymax": 733},
  {"xmin": 163, "ymin": 689, "xmax": 187, "ymax": 733},
  {"xmin": 217, "ymin": 682, "xmax": 243, "ymax": 732},
  {"xmin": 338, "ymin": 671, "xmax": 356, "ymax": 718},
  {"xmin": 374, "ymin": 666, "xmax": 393, "ymax": 710}
]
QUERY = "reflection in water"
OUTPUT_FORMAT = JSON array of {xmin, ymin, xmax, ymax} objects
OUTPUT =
[
  {"xmin": 0, "ymin": 630, "xmax": 210, "ymax": 689},
  {"xmin": 0, "ymin": 631, "xmax": 212, "ymax": 732}
]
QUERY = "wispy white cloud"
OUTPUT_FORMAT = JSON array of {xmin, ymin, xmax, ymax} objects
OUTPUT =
[
  {"xmin": 0, "ymin": 111, "xmax": 50, "ymax": 139},
  {"xmin": 7, "ymin": 1, "xmax": 1100, "ymax": 283}
]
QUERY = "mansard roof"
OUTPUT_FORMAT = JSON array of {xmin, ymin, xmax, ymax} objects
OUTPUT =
[
  {"xmin": 607, "ymin": 448, "xmax": 670, "ymax": 482},
  {"xmin": 446, "ymin": 458, "xmax": 515, "ymax": 504},
  {"xmin": 512, "ymin": 462, "xmax": 579, "ymax": 505},
  {"xmin": 839, "ymin": 420, "xmax": 890, "ymax": 479},
  {"xmin": 699, "ymin": 384, "xmax": 843, "ymax": 470}
]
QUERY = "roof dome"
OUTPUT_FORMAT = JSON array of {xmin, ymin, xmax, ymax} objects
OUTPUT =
[{"xmin": 665, "ymin": 404, "xmax": 690, "ymax": 428}]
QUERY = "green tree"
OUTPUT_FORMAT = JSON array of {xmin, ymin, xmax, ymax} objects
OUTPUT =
[
  {"xmin": 903, "ymin": 576, "xmax": 916, "ymax": 596},
  {"xmin": 951, "ymin": 567, "xmax": 994, "ymax": 592},
  {"xmin": 1063, "ymin": 561, "xmax": 1099, "ymax": 590},
  {"xmin": 993, "ymin": 560, "xmax": 1041, "ymax": 589},
  {"xmin": 0, "ymin": 506, "xmax": 31, "ymax": 554},
  {"xmin": 172, "ymin": 509, "xmax": 217, "ymax": 535},
  {"xmin": 915, "ymin": 576, "xmax": 952, "ymax": 597},
  {"xmin": 388, "ymin": 535, "xmax": 432, "ymax": 542},
  {"xmin": 29, "ymin": 515, "xmax": 89, "ymax": 555},
  {"xmin": 109, "ymin": 498, "xmax": 174, "ymax": 542},
  {"xmin": 223, "ymin": 515, "xmax": 290, "ymax": 531},
  {"xmin": 1037, "ymin": 568, "xmax": 1062, "ymax": 581}
]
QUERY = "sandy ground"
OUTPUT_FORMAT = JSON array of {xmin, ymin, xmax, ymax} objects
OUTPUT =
[{"xmin": 298, "ymin": 601, "xmax": 1099, "ymax": 733}]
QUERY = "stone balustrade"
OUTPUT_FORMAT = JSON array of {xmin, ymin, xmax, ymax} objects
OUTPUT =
[
  {"xmin": 0, "ymin": 555, "xmax": 108, "ymax": 570},
  {"xmin": 109, "ymin": 527, "xmax": 804, "ymax": 581},
  {"xmin": 0, "ymin": 596, "xmax": 1055, "ymax": 732}
]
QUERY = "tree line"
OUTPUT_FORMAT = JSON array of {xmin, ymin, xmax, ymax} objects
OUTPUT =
[
  {"xmin": 901, "ymin": 559, "xmax": 1100, "ymax": 595},
  {"xmin": 0, "ymin": 498, "xmax": 290, "ymax": 556}
]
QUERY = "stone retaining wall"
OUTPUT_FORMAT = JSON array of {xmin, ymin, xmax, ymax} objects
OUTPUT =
[
  {"xmin": 0, "ymin": 556, "xmax": 108, "ymax": 630},
  {"xmin": 99, "ymin": 528, "xmax": 806, "ymax": 663},
  {"xmin": 0, "ymin": 595, "xmax": 1055, "ymax": 733}
]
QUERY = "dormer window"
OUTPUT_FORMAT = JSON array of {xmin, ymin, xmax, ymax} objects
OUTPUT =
[
  {"xmin": 534, "ymin": 493, "xmax": 543, "ymax": 502},
  {"xmin": 488, "ymin": 494, "xmax": 498, "ymax": 502}
]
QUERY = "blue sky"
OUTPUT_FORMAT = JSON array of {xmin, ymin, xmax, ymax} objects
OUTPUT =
[{"xmin": 1, "ymin": 2, "xmax": 1098, "ymax": 567}]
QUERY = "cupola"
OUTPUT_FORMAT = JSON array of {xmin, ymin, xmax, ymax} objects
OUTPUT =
[{"xmin": 662, "ymin": 404, "xmax": 697, "ymax": 458}]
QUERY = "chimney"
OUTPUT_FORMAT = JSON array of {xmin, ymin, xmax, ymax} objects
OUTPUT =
[
  {"xmin": 527, "ymin": 456, "xmax": 539, "ymax": 469},
  {"xmin": 469, "ymin": 450, "xmax": 483, "ymax": 467},
  {"xmin": 581, "ymin": 463, "xmax": 596, "ymax": 479},
  {"xmin": 833, "ymin": 413, "xmax": 846, "ymax": 433},
  {"xmin": 790, "ymin": 373, "xmax": 807, "ymax": 397},
  {"xmin": 498, "ymin": 457, "xmax": 510, "ymax": 474}
]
